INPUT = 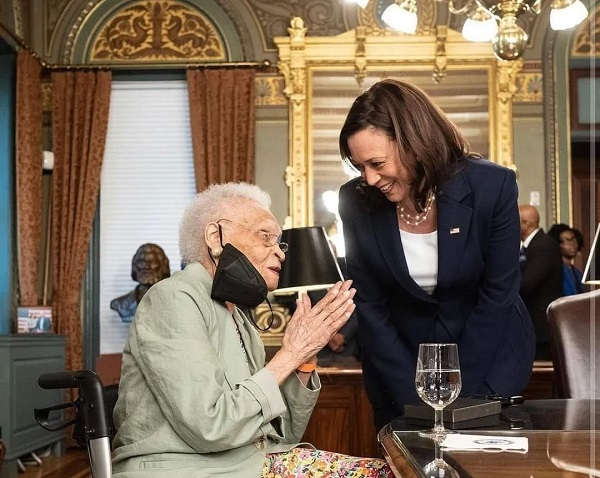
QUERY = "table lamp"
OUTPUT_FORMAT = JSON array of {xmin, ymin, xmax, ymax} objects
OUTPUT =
[
  {"xmin": 274, "ymin": 226, "xmax": 344, "ymax": 298},
  {"xmin": 582, "ymin": 223, "xmax": 600, "ymax": 284}
]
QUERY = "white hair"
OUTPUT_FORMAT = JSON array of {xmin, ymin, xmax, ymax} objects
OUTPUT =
[{"xmin": 179, "ymin": 182, "xmax": 272, "ymax": 264}]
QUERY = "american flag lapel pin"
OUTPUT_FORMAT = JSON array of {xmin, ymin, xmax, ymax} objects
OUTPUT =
[{"xmin": 450, "ymin": 227, "xmax": 460, "ymax": 234}]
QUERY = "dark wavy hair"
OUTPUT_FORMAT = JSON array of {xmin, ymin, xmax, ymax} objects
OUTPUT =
[
  {"xmin": 547, "ymin": 223, "xmax": 571, "ymax": 244},
  {"xmin": 339, "ymin": 78, "xmax": 481, "ymax": 211},
  {"xmin": 548, "ymin": 223, "xmax": 584, "ymax": 251}
]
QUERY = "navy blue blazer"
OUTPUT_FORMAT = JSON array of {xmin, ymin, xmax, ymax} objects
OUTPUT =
[{"xmin": 339, "ymin": 159, "xmax": 535, "ymax": 428}]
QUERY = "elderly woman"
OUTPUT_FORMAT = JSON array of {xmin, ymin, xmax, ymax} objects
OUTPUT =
[{"xmin": 112, "ymin": 182, "xmax": 392, "ymax": 477}]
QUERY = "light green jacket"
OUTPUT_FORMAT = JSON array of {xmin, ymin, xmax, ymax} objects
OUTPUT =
[{"xmin": 112, "ymin": 262, "xmax": 320, "ymax": 477}]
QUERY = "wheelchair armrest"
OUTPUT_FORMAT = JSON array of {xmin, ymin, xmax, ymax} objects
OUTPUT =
[{"xmin": 34, "ymin": 401, "xmax": 77, "ymax": 432}]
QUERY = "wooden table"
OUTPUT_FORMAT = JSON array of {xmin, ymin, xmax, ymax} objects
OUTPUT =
[{"xmin": 380, "ymin": 400, "xmax": 600, "ymax": 477}]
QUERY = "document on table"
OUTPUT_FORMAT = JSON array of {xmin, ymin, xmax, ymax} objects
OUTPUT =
[{"xmin": 441, "ymin": 434, "xmax": 529, "ymax": 453}]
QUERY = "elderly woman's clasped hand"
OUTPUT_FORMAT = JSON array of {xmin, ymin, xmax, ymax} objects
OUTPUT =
[{"xmin": 266, "ymin": 280, "xmax": 356, "ymax": 383}]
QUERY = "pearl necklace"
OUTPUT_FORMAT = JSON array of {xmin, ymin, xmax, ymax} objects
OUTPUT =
[{"xmin": 397, "ymin": 191, "xmax": 436, "ymax": 226}]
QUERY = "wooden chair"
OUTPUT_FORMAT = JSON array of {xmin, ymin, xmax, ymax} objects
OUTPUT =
[{"xmin": 547, "ymin": 289, "xmax": 600, "ymax": 399}]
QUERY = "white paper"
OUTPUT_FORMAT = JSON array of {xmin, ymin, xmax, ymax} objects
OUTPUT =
[{"xmin": 441, "ymin": 434, "xmax": 529, "ymax": 453}]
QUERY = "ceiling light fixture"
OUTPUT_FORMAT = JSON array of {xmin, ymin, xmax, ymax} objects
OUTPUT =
[{"xmin": 375, "ymin": 0, "xmax": 589, "ymax": 61}]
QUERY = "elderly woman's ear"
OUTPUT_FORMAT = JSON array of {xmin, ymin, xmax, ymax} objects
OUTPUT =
[{"xmin": 205, "ymin": 222, "xmax": 222, "ymax": 258}]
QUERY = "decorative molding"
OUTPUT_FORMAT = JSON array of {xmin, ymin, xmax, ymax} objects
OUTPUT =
[
  {"xmin": 209, "ymin": 0, "xmax": 253, "ymax": 59},
  {"xmin": 433, "ymin": 25, "xmax": 447, "ymax": 84},
  {"xmin": 63, "ymin": 0, "xmax": 101, "ymax": 63},
  {"xmin": 245, "ymin": 0, "xmax": 347, "ymax": 50},
  {"xmin": 354, "ymin": 25, "xmax": 367, "ymax": 86},
  {"xmin": 278, "ymin": 17, "xmax": 310, "ymax": 227},
  {"xmin": 515, "ymin": 71, "xmax": 543, "ymax": 103},
  {"xmin": 496, "ymin": 59, "xmax": 523, "ymax": 170},
  {"xmin": 255, "ymin": 75, "xmax": 286, "ymax": 105},
  {"xmin": 255, "ymin": 302, "xmax": 290, "ymax": 347},
  {"xmin": 90, "ymin": 1, "xmax": 226, "ymax": 63},
  {"xmin": 572, "ymin": 5, "xmax": 600, "ymax": 57},
  {"xmin": 46, "ymin": 0, "xmax": 71, "ymax": 32},
  {"xmin": 45, "ymin": 0, "xmax": 71, "ymax": 56},
  {"xmin": 544, "ymin": 33, "xmax": 559, "ymax": 224},
  {"xmin": 13, "ymin": 0, "xmax": 27, "ymax": 39}
]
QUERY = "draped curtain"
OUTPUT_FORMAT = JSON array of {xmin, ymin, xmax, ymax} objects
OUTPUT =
[
  {"xmin": 187, "ymin": 69, "xmax": 256, "ymax": 191},
  {"xmin": 16, "ymin": 50, "xmax": 43, "ymax": 306},
  {"xmin": 51, "ymin": 71, "xmax": 111, "ymax": 372}
]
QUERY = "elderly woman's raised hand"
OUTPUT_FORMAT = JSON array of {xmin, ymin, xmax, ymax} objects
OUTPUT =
[{"xmin": 266, "ymin": 281, "xmax": 356, "ymax": 384}]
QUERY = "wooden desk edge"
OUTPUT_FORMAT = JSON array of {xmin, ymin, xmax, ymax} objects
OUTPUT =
[{"xmin": 378, "ymin": 424, "xmax": 423, "ymax": 478}]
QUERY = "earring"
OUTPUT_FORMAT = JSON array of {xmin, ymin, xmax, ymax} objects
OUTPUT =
[{"xmin": 211, "ymin": 249, "xmax": 221, "ymax": 258}]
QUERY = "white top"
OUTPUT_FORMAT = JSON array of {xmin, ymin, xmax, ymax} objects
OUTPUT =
[
  {"xmin": 522, "ymin": 227, "xmax": 540, "ymax": 248},
  {"xmin": 400, "ymin": 229, "xmax": 438, "ymax": 294}
]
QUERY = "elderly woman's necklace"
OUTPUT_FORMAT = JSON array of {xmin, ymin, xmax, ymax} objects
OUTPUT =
[{"xmin": 397, "ymin": 191, "xmax": 436, "ymax": 226}]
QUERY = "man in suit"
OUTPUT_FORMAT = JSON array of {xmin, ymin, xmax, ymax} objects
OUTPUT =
[{"xmin": 518, "ymin": 205, "xmax": 563, "ymax": 360}]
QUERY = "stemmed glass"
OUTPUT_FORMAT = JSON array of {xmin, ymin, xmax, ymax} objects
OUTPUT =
[
  {"xmin": 422, "ymin": 439, "xmax": 460, "ymax": 478},
  {"xmin": 415, "ymin": 343, "xmax": 462, "ymax": 439}
]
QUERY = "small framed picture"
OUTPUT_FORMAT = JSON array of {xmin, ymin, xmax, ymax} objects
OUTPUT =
[{"xmin": 17, "ymin": 306, "xmax": 53, "ymax": 334}]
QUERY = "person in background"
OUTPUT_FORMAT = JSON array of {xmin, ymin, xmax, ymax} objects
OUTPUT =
[
  {"xmin": 112, "ymin": 182, "xmax": 392, "ymax": 478},
  {"xmin": 110, "ymin": 243, "xmax": 171, "ymax": 323},
  {"xmin": 518, "ymin": 205, "xmax": 563, "ymax": 360},
  {"xmin": 547, "ymin": 223, "xmax": 585, "ymax": 296},
  {"xmin": 337, "ymin": 78, "xmax": 535, "ymax": 429}
]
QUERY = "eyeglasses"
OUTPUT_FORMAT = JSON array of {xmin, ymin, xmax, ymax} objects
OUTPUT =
[
  {"xmin": 217, "ymin": 219, "xmax": 288, "ymax": 253},
  {"xmin": 559, "ymin": 236, "xmax": 578, "ymax": 244}
]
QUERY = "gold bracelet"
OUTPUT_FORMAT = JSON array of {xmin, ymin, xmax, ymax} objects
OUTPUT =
[{"xmin": 296, "ymin": 363, "xmax": 317, "ymax": 373}]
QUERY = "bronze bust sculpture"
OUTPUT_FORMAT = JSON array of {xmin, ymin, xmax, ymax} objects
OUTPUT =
[{"xmin": 110, "ymin": 243, "xmax": 171, "ymax": 323}]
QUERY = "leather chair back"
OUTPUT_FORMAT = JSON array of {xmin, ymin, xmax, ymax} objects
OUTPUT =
[{"xmin": 547, "ymin": 289, "xmax": 600, "ymax": 399}]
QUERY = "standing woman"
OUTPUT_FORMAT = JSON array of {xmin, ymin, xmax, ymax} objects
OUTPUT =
[{"xmin": 338, "ymin": 79, "xmax": 535, "ymax": 429}]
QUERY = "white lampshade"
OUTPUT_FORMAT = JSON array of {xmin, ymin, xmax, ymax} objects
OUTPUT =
[
  {"xmin": 382, "ymin": 1, "xmax": 418, "ymax": 34},
  {"xmin": 462, "ymin": 11, "xmax": 499, "ymax": 42},
  {"xmin": 550, "ymin": 0, "xmax": 588, "ymax": 30}
]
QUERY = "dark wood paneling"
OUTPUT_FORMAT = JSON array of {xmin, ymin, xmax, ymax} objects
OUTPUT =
[
  {"xmin": 570, "ymin": 146, "xmax": 600, "ymax": 274},
  {"xmin": 522, "ymin": 360, "xmax": 554, "ymax": 400},
  {"xmin": 301, "ymin": 362, "xmax": 380, "ymax": 458}
]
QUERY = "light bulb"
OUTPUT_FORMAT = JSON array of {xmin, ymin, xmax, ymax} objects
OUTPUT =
[
  {"xmin": 322, "ymin": 190, "xmax": 339, "ymax": 215},
  {"xmin": 462, "ymin": 9, "xmax": 499, "ymax": 42},
  {"xmin": 382, "ymin": 0, "xmax": 418, "ymax": 34},
  {"xmin": 550, "ymin": 0, "xmax": 588, "ymax": 30},
  {"xmin": 492, "ymin": 15, "xmax": 528, "ymax": 61}
]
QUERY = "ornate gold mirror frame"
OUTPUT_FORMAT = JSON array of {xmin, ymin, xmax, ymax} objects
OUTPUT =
[{"xmin": 275, "ymin": 17, "xmax": 523, "ymax": 227}]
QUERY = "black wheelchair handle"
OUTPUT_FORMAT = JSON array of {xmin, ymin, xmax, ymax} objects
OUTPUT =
[
  {"xmin": 38, "ymin": 370, "xmax": 111, "ymax": 441},
  {"xmin": 38, "ymin": 371, "xmax": 81, "ymax": 390}
]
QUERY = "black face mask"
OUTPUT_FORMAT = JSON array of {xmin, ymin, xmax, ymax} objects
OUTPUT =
[{"xmin": 210, "ymin": 243, "xmax": 268, "ymax": 308}]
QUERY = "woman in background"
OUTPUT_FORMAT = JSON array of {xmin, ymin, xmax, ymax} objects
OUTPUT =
[
  {"xmin": 548, "ymin": 223, "xmax": 585, "ymax": 295},
  {"xmin": 338, "ymin": 79, "xmax": 535, "ymax": 429}
]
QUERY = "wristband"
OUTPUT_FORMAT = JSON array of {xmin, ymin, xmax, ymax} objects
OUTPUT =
[{"xmin": 296, "ymin": 363, "xmax": 317, "ymax": 373}]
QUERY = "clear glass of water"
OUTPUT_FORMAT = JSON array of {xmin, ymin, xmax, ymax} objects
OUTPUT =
[{"xmin": 415, "ymin": 343, "xmax": 462, "ymax": 439}]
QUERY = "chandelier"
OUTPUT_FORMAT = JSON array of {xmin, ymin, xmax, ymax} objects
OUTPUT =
[{"xmin": 347, "ymin": 0, "xmax": 589, "ymax": 61}]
